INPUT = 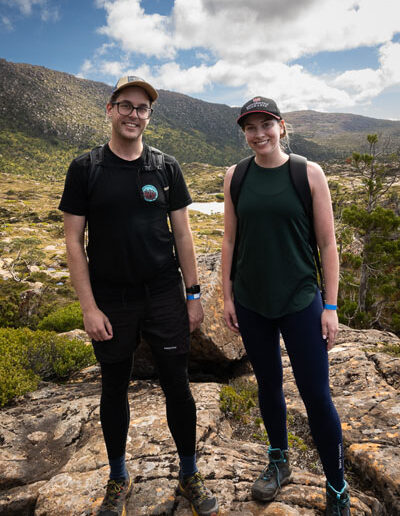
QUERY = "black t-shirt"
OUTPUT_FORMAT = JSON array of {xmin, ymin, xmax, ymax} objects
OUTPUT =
[{"xmin": 59, "ymin": 144, "xmax": 192, "ymax": 292}]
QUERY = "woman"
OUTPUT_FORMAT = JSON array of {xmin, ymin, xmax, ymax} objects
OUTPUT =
[{"xmin": 222, "ymin": 97, "xmax": 351, "ymax": 515}]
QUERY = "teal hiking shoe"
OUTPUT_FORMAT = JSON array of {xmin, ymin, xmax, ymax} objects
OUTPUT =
[
  {"xmin": 325, "ymin": 481, "xmax": 351, "ymax": 515},
  {"xmin": 251, "ymin": 447, "xmax": 292, "ymax": 501},
  {"xmin": 98, "ymin": 474, "xmax": 132, "ymax": 516},
  {"xmin": 177, "ymin": 471, "xmax": 220, "ymax": 516}
]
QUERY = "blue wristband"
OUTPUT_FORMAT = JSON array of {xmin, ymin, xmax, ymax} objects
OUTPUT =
[
  {"xmin": 324, "ymin": 304, "xmax": 337, "ymax": 310},
  {"xmin": 187, "ymin": 293, "xmax": 201, "ymax": 300}
]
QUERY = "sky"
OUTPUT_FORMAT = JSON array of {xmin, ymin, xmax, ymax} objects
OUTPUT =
[{"xmin": 1, "ymin": 0, "xmax": 400, "ymax": 120}]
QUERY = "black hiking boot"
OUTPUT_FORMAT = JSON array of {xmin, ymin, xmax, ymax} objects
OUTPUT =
[
  {"xmin": 177, "ymin": 471, "xmax": 220, "ymax": 516},
  {"xmin": 325, "ymin": 481, "xmax": 351, "ymax": 515},
  {"xmin": 98, "ymin": 474, "xmax": 132, "ymax": 516},
  {"xmin": 251, "ymin": 447, "xmax": 291, "ymax": 502}
]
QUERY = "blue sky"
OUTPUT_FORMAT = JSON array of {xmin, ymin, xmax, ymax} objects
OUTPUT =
[{"xmin": 1, "ymin": 0, "xmax": 400, "ymax": 119}]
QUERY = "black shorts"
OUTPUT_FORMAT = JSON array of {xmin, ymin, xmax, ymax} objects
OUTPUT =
[{"xmin": 92, "ymin": 281, "xmax": 190, "ymax": 363}]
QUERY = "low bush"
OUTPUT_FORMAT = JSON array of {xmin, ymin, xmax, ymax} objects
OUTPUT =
[
  {"xmin": 37, "ymin": 301, "xmax": 83, "ymax": 332},
  {"xmin": 220, "ymin": 380, "xmax": 257, "ymax": 423},
  {"xmin": 0, "ymin": 327, "xmax": 95, "ymax": 407}
]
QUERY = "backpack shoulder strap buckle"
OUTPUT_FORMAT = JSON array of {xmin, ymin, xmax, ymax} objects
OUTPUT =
[{"xmin": 142, "ymin": 144, "xmax": 165, "ymax": 172}]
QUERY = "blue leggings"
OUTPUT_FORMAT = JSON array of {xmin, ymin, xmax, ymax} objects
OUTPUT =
[{"xmin": 235, "ymin": 291, "xmax": 344, "ymax": 490}]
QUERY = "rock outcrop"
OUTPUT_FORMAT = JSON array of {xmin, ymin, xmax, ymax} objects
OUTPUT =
[
  {"xmin": 131, "ymin": 254, "xmax": 246, "ymax": 379},
  {"xmin": 1, "ymin": 324, "xmax": 399, "ymax": 515}
]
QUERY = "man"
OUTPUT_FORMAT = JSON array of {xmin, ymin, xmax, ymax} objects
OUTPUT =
[{"xmin": 59, "ymin": 76, "xmax": 219, "ymax": 516}]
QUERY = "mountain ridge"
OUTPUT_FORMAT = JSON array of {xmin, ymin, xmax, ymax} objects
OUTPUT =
[{"xmin": 1, "ymin": 58, "xmax": 399, "ymax": 176}]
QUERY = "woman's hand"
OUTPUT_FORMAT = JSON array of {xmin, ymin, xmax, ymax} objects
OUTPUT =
[
  {"xmin": 224, "ymin": 298, "xmax": 240, "ymax": 333},
  {"xmin": 321, "ymin": 309, "xmax": 339, "ymax": 350}
]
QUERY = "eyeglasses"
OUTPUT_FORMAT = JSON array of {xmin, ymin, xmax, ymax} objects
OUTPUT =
[{"xmin": 111, "ymin": 101, "xmax": 153, "ymax": 119}]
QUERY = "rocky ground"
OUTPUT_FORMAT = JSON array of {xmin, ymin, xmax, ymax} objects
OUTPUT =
[
  {"xmin": 0, "ymin": 320, "xmax": 399, "ymax": 516},
  {"xmin": 1, "ymin": 257, "xmax": 400, "ymax": 515}
]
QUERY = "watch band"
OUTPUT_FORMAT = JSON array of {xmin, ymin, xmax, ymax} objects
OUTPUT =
[{"xmin": 185, "ymin": 284, "xmax": 201, "ymax": 294}]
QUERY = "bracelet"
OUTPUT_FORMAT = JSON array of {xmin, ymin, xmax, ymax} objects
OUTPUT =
[
  {"xmin": 187, "ymin": 293, "xmax": 201, "ymax": 300},
  {"xmin": 324, "ymin": 304, "xmax": 337, "ymax": 310}
]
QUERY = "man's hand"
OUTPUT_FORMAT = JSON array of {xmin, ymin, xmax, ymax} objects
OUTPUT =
[
  {"xmin": 83, "ymin": 307, "xmax": 113, "ymax": 341},
  {"xmin": 321, "ymin": 309, "xmax": 339, "ymax": 350},
  {"xmin": 186, "ymin": 299, "xmax": 204, "ymax": 332}
]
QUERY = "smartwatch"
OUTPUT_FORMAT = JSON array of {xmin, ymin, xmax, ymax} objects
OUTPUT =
[{"xmin": 186, "ymin": 284, "xmax": 201, "ymax": 294}]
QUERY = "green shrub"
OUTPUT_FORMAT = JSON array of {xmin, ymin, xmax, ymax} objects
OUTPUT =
[
  {"xmin": 37, "ymin": 301, "xmax": 83, "ymax": 332},
  {"xmin": 0, "ymin": 327, "xmax": 95, "ymax": 407},
  {"xmin": 0, "ymin": 278, "xmax": 77, "ymax": 330},
  {"xmin": 220, "ymin": 380, "xmax": 257, "ymax": 422},
  {"xmin": 0, "ymin": 358, "xmax": 38, "ymax": 407},
  {"xmin": 380, "ymin": 342, "xmax": 400, "ymax": 357},
  {"xmin": 0, "ymin": 279, "xmax": 27, "ymax": 328}
]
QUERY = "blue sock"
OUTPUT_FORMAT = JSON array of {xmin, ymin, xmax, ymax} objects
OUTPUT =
[
  {"xmin": 109, "ymin": 454, "xmax": 128, "ymax": 480},
  {"xmin": 179, "ymin": 454, "xmax": 198, "ymax": 478}
]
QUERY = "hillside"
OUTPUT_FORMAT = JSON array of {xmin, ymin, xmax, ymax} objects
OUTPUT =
[{"xmin": 1, "ymin": 58, "xmax": 400, "ymax": 179}]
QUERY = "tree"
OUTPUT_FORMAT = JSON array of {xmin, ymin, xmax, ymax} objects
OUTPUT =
[{"xmin": 341, "ymin": 134, "xmax": 400, "ymax": 331}]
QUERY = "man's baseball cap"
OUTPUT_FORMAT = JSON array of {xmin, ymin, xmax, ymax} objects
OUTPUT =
[
  {"xmin": 237, "ymin": 96, "xmax": 282, "ymax": 126},
  {"xmin": 112, "ymin": 76, "xmax": 158, "ymax": 102}
]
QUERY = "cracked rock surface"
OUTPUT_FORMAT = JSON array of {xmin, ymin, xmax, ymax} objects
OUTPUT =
[{"xmin": 1, "ymin": 322, "xmax": 400, "ymax": 516}]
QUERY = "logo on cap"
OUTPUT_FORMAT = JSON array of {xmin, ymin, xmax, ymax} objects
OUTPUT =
[{"xmin": 142, "ymin": 184, "xmax": 158, "ymax": 202}]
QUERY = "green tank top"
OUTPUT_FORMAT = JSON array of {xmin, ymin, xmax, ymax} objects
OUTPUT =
[{"xmin": 233, "ymin": 159, "xmax": 317, "ymax": 318}]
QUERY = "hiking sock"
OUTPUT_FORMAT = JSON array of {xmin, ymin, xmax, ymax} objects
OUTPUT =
[
  {"xmin": 109, "ymin": 454, "xmax": 128, "ymax": 480},
  {"xmin": 179, "ymin": 454, "xmax": 198, "ymax": 478}
]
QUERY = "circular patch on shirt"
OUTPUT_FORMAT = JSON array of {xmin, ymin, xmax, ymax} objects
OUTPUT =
[{"xmin": 142, "ymin": 184, "xmax": 158, "ymax": 202}]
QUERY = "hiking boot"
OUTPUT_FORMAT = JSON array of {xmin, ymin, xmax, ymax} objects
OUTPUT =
[
  {"xmin": 177, "ymin": 471, "xmax": 220, "ymax": 516},
  {"xmin": 98, "ymin": 474, "xmax": 132, "ymax": 516},
  {"xmin": 325, "ymin": 481, "xmax": 351, "ymax": 515},
  {"xmin": 251, "ymin": 447, "xmax": 291, "ymax": 502}
]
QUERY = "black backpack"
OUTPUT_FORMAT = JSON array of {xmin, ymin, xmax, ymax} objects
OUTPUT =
[
  {"xmin": 86, "ymin": 143, "xmax": 180, "ymax": 264},
  {"xmin": 88, "ymin": 143, "xmax": 168, "ymax": 200},
  {"xmin": 230, "ymin": 153, "xmax": 324, "ymax": 295}
]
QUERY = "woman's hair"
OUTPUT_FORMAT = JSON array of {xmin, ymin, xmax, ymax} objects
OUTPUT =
[{"xmin": 280, "ymin": 120, "xmax": 293, "ymax": 153}]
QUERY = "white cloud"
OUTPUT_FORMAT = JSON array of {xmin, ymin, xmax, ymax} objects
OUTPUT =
[
  {"xmin": 100, "ymin": 60, "xmax": 126, "ymax": 77},
  {"xmin": 97, "ymin": 0, "xmax": 175, "ymax": 59},
  {"xmin": 40, "ymin": 5, "xmax": 59, "ymax": 22},
  {"xmin": 82, "ymin": 0, "xmax": 400, "ymax": 113},
  {"xmin": 80, "ymin": 59, "xmax": 94, "ymax": 75},
  {"xmin": 379, "ymin": 41, "xmax": 400, "ymax": 84},
  {"xmin": 333, "ymin": 41, "xmax": 400, "ymax": 103},
  {"xmin": 1, "ymin": 0, "xmax": 59, "ymax": 21},
  {"xmin": 95, "ymin": 42, "xmax": 116, "ymax": 57},
  {"xmin": 1, "ymin": 15, "xmax": 13, "ymax": 30},
  {"xmin": 11, "ymin": 0, "xmax": 42, "ymax": 16},
  {"xmin": 172, "ymin": 0, "xmax": 400, "ymax": 62}
]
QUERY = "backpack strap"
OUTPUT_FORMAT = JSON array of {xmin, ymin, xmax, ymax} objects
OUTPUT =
[
  {"xmin": 143, "ymin": 144, "xmax": 165, "ymax": 172},
  {"xmin": 88, "ymin": 144, "xmax": 106, "ymax": 196},
  {"xmin": 229, "ymin": 155, "xmax": 253, "ymax": 279},
  {"xmin": 288, "ymin": 154, "xmax": 311, "ymax": 217},
  {"xmin": 87, "ymin": 143, "xmax": 169, "ymax": 201},
  {"xmin": 142, "ymin": 144, "xmax": 169, "ymax": 204},
  {"xmin": 229, "ymin": 152, "xmax": 324, "ymax": 295},
  {"xmin": 289, "ymin": 153, "xmax": 324, "ymax": 297},
  {"xmin": 230, "ymin": 155, "xmax": 254, "ymax": 214}
]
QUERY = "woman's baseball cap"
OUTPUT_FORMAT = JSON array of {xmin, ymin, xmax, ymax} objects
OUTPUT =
[
  {"xmin": 112, "ymin": 76, "xmax": 158, "ymax": 102},
  {"xmin": 237, "ymin": 96, "xmax": 282, "ymax": 126}
]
